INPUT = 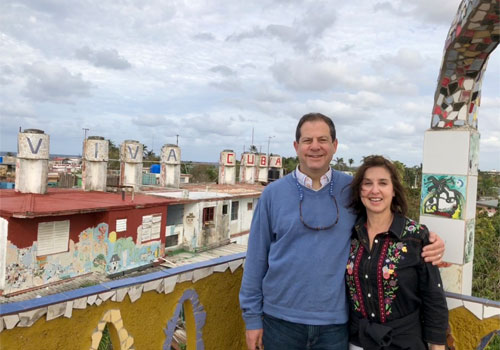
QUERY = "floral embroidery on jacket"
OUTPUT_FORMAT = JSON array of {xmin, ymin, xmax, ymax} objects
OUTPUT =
[
  {"xmin": 346, "ymin": 239, "xmax": 362, "ymax": 313},
  {"xmin": 381, "ymin": 240, "xmax": 407, "ymax": 316}
]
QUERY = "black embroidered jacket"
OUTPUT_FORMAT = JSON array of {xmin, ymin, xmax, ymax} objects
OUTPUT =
[{"xmin": 346, "ymin": 213, "xmax": 448, "ymax": 348}]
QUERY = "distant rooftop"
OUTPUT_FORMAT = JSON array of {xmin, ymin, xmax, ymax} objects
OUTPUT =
[{"xmin": 0, "ymin": 188, "xmax": 180, "ymax": 218}]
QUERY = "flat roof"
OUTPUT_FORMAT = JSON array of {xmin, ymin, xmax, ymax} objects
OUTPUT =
[
  {"xmin": 0, "ymin": 188, "xmax": 181, "ymax": 218},
  {"xmin": 143, "ymin": 182, "xmax": 264, "ymax": 201}
]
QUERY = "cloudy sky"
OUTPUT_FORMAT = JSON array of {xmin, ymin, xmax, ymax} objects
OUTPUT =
[{"xmin": 1, "ymin": 0, "xmax": 499, "ymax": 169}]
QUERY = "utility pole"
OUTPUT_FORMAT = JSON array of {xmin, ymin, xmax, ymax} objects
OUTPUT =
[
  {"xmin": 267, "ymin": 136, "xmax": 275, "ymax": 157},
  {"xmin": 176, "ymin": 134, "xmax": 179, "ymax": 146}
]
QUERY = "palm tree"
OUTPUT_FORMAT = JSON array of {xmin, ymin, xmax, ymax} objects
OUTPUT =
[{"xmin": 348, "ymin": 158, "xmax": 354, "ymax": 169}]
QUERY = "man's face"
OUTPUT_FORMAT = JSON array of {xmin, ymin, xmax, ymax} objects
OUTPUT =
[{"xmin": 293, "ymin": 120, "xmax": 338, "ymax": 177}]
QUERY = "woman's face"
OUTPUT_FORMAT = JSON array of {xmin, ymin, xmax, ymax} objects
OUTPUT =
[{"xmin": 360, "ymin": 166, "xmax": 395, "ymax": 216}]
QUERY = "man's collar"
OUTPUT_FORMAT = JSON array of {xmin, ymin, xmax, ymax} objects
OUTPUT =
[{"xmin": 295, "ymin": 166, "xmax": 332, "ymax": 190}]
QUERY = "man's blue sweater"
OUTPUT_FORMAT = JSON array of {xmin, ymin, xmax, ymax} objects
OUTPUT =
[{"xmin": 239, "ymin": 171, "xmax": 356, "ymax": 329}]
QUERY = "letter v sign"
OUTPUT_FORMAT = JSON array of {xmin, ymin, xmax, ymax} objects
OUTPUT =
[
  {"xmin": 26, "ymin": 137, "xmax": 43, "ymax": 154},
  {"xmin": 128, "ymin": 145, "xmax": 139, "ymax": 159}
]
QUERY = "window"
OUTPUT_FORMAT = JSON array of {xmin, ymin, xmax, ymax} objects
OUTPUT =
[
  {"xmin": 166, "ymin": 205, "xmax": 184, "ymax": 226},
  {"xmin": 203, "ymin": 207, "xmax": 215, "ymax": 224},
  {"xmin": 141, "ymin": 213, "xmax": 162, "ymax": 242},
  {"xmin": 165, "ymin": 234, "xmax": 179, "ymax": 247},
  {"xmin": 37, "ymin": 220, "xmax": 70, "ymax": 256},
  {"xmin": 247, "ymin": 202, "xmax": 253, "ymax": 211},
  {"xmin": 222, "ymin": 204, "xmax": 228, "ymax": 215},
  {"xmin": 116, "ymin": 218, "xmax": 127, "ymax": 232},
  {"xmin": 231, "ymin": 201, "xmax": 239, "ymax": 220}
]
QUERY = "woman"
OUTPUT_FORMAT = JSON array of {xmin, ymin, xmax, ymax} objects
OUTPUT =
[{"xmin": 346, "ymin": 155, "xmax": 448, "ymax": 350}]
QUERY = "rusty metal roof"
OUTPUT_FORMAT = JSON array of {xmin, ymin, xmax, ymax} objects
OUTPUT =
[{"xmin": 0, "ymin": 188, "xmax": 181, "ymax": 218}]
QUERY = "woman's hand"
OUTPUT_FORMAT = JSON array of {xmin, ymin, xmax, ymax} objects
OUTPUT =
[{"xmin": 429, "ymin": 344, "xmax": 445, "ymax": 350}]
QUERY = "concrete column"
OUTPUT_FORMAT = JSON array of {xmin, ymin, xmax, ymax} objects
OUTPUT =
[
  {"xmin": 269, "ymin": 154, "xmax": 283, "ymax": 179},
  {"xmin": 119, "ymin": 140, "xmax": 143, "ymax": 190},
  {"xmin": 15, "ymin": 129, "xmax": 50, "ymax": 194},
  {"xmin": 420, "ymin": 130, "xmax": 479, "ymax": 295},
  {"xmin": 240, "ymin": 152, "xmax": 256, "ymax": 184},
  {"xmin": 160, "ymin": 144, "xmax": 181, "ymax": 188},
  {"xmin": 255, "ymin": 153, "xmax": 268, "ymax": 183},
  {"xmin": 218, "ymin": 150, "xmax": 236, "ymax": 185},
  {"xmin": 82, "ymin": 136, "xmax": 109, "ymax": 191}
]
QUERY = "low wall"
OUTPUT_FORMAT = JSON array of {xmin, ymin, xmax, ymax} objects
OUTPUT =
[
  {"xmin": 0, "ymin": 252, "xmax": 499, "ymax": 350},
  {"xmin": 0, "ymin": 253, "xmax": 247, "ymax": 350}
]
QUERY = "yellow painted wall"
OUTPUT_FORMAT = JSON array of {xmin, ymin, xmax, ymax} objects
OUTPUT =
[
  {"xmin": 448, "ymin": 307, "xmax": 500, "ymax": 350},
  {"xmin": 0, "ymin": 268, "xmax": 246, "ymax": 350},
  {"xmin": 2, "ymin": 267, "xmax": 498, "ymax": 350}
]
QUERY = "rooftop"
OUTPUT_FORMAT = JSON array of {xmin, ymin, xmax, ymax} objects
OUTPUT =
[{"xmin": 0, "ymin": 188, "xmax": 181, "ymax": 218}]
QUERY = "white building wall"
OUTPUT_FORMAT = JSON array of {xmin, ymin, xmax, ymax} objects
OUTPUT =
[{"xmin": 0, "ymin": 217, "xmax": 7, "ymax": 290}]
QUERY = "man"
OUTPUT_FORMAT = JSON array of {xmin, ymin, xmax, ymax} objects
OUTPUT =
[{"xmin": 239, "ymin": 113, "xmax": 444, "ymax": 350}]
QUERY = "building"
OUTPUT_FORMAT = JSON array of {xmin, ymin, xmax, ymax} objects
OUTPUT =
[{"xmin": 0, "ymin": 188, "xmax": 181, "ymax": 295}]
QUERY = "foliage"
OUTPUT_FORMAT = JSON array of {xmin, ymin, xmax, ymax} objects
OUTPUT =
[
  {"xmin": 477, "ymin": 171, "xmax": 500, "ymax": 198},
  {"xmin": 143, "ymin": 145, "xmax": 160, "ymax": 162},
  {"xmin": 188, "ymin": 164, "xmax": 218, "ymax": 183},
  {"xmin": 98, "ymin": 324, "xmax": 113, "ymax": 350},
  {"xmin": 107, "ymin": 139, "xmax": 120, "ymax": 170},
  {"xmin": 472, "ymin": 212, "xmax": 500, "ymax": 301},
  {"xmin": 333, "ymin": 157, "xmax": 347, "ymax": 171},
  {"xmin": 282, "ymin": 156, "xmax": 298, "ymax": 174},
  {"xmin": 485, "ymin": 334, "xmax": 499, "ymax": 350}
]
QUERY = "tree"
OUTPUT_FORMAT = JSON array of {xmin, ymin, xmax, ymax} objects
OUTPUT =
[
  {"xmin": 107, "ymin": 139, "xmax": 120, "ymax": 170},
  {"xmin": 472, "ymin": 211, "xmax": 500, "ymax": 301},
  {"xmin": 143, "ymin": 145, "xmax": 159, "ymax": 162},
  {"xmin": 282, "ymin": 156, "xmax": 298, "ymax": 174},
  {"xmin": 189, "ymin": 164, "xmax": 218, "ymax": 183},
  {"xmin": 333, "ymin": 157, "xmax": 346, "ymax": 171},
  {"xmin": 348, "ymin": 158, "xmax": 354, "ymax": 169}
]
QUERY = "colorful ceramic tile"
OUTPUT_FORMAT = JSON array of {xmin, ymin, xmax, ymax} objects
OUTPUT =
[{"xmin": 421, "ymin": 174, "xmax": 467, "ymax": 220}]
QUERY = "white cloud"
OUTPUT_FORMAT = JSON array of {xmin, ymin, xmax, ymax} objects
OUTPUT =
[
  {"xmin": 75, "ymin": 46, "xmax": 132, "ymax": 70},
  {"xmin": 22, "ymin": 62, "xmax": 93, "ymax": 103},
  {"xmin": 0, "ymin": 0, "xmax": 498, "ymax": 170}
]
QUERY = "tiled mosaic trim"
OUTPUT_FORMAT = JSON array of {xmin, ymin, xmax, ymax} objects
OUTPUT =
[
  {"xmin": 0, "ymin": 253, "xmax": 245, "ymax": 331},
  {"xmin": 446, "ymin": 291, "xmax": 500, "ymax": 320},
  {"xmin": 163, "ymin": 289, "xmax": 206, "ymax": 350},
  {"xmin": 90, "ymin": 309, "xmax": 135, "ymax": 350},
  {"xmin": 432, "ymin": 0, "xmax": 499, "ymax": 129}
]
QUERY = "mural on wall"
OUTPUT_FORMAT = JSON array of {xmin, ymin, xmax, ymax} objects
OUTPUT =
[
  {"xmin": 4, "ymin": 223, "xmax": 161, "ymax": 293},
  {"xmin": 421, "ymin": 174, "xmax": 466, "ymax": 219},
  {"xmin": 465, "ymin": 219, "xmax": 475, "ymax": 264}
]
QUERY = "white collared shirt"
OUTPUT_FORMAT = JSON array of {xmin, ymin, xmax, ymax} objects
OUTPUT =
[{"xmin": 295, "ymin": 166, "xmax": 332, "ymax": 191}]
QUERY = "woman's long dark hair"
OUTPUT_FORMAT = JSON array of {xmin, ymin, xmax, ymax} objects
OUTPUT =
[{"xmin": 349, "ymin": 155, "xmax": 408, "ymax": 216}]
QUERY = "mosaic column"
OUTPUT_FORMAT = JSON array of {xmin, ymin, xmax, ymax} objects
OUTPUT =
[{"xmin": 420, "ymin": 0, "xmax": 498, "ymax": 295}]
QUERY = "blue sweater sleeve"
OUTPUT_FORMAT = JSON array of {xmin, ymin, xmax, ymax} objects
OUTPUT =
[{"xmin": 239, "ymin": 188, "xmax": 272, "ymax": 330}]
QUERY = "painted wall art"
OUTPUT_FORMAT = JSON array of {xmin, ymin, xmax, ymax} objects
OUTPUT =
[
  {"xmin": 4, "ymin": 223, "xmax": 161, "ymax": 293},
  {"xmin": 421, "ymin": 174, "xmax": 467, "ymax": 220}
]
